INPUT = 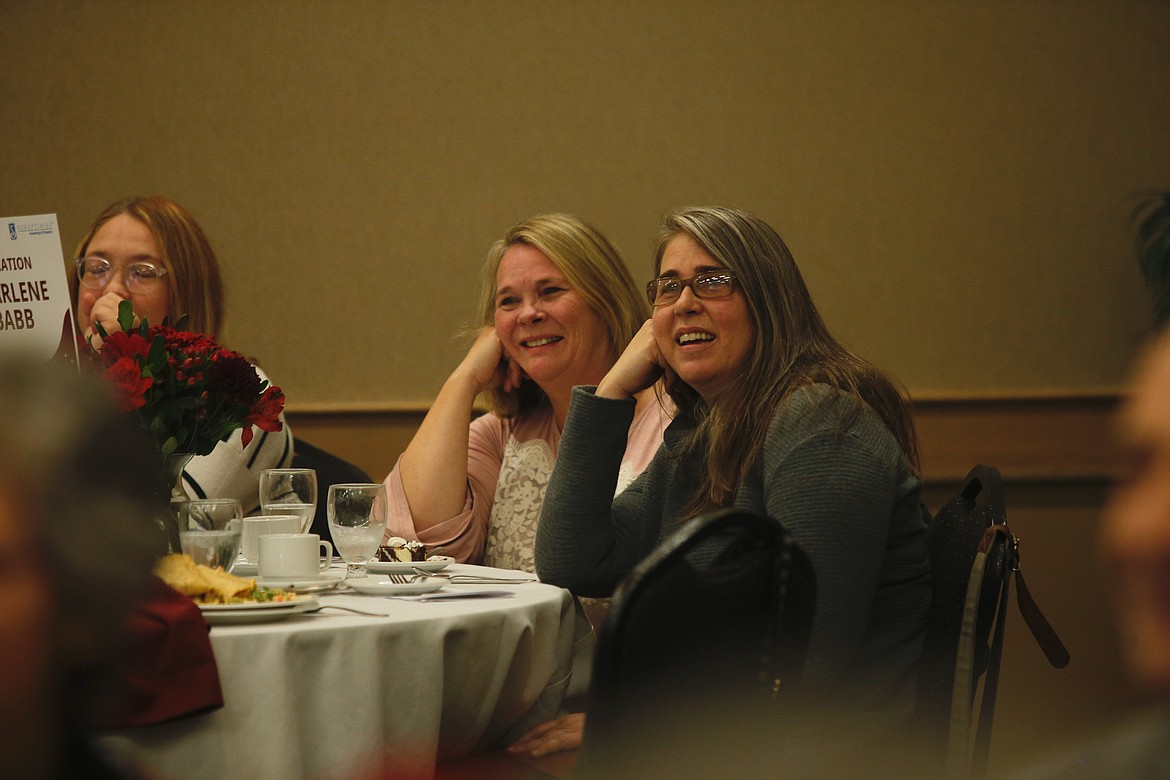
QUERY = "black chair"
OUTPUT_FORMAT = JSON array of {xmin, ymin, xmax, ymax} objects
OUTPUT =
[
  {"xmin": 916, "ymin": 465, "xmax": 1069, "ymax": 780},
  {"xmin": 290, "ymin": 438, "xmax": 372, "ymax": 548},
  {"xmin": 577, "ymin": 508, "xmax": 816, "ymax": 778}
]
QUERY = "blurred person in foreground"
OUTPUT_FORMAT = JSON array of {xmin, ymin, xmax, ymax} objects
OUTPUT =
[
  {"xmin": 0, "ymin": 358, "xmax": 165, "ymax": 780},
  {"xmin": 1010, "ymin": 330, "xmax": 1170, "ymax": 779},
  {"xmin": 69, "ymin": 195, "xmax": 293, "ymax": 513}
]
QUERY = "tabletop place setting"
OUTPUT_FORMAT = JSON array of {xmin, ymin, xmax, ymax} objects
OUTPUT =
[
  {"xmin": 159, "ymin": 470, "xmax": 542, "ymax": 628},
  {"xmin": 110, "ymin": 467, "xmax": 575, "ymax": 780}
]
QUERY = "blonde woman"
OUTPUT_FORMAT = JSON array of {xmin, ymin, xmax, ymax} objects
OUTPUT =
[{"xmin": 383, "ymin": 214, "xmax": 670, "ymax": 572}]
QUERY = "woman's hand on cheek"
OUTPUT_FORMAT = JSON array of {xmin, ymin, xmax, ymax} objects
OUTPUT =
[
  {"xmin": 596, "ymin": 319, "xmax": 664, "ymax": 400},
  {"xmin": 456, "ymin": 326, "xmax": 512, "ymax": 394},
  {"xmin": 85, "ymin": 291, "xmax": 134, "ymax": 352}
]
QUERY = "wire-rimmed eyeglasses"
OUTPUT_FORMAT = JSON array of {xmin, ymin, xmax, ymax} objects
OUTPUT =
[
  {"xmin": 646, "ymin": 270, "xmax": 737, "ymax": 307},
  {"xmin": 74, "ymin": 256, "xmax": 169, "ymax": 293}
]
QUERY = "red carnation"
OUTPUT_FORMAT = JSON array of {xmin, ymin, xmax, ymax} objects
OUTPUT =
[
  {"xmin": 107, "ymin": 356, "xmax": 153, "ymax": 411},
  {"xmin": 100, "ymin": 330, "xmax": 151, "ymax": 365},
  {"xmin": 241, "ymin": 386, "xmax": 285, "ymax": 447}
]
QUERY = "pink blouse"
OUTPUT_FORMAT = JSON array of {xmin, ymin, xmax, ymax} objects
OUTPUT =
[{"xmin": 383, "ymin": 396, "xmax": 670, "ymax": 571}]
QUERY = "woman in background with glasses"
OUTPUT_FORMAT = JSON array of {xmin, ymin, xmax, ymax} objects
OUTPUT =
[
  {"xmin": 532, "ymin": 206, "xmax": 930, "ymax": 760},
  {"xmin": 68, "ymin": 196, "xmax": 294, "ymax": 513}
]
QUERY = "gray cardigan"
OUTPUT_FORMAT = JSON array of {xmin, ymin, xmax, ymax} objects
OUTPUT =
[{"xmin": 535, "ymin": 383, "xmax": 930, "ymax": 717}]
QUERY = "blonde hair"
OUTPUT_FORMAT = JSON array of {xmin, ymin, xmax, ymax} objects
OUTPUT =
[
  {"xmin": 476, "ymin": 214, "xmax": 647, "ymax": 418},
  {"xmin": 656, "ymin": 206, "xmax": 919, "ymax": 516},
  {"xmin": 71, "ymin": 196, "xmax": 225, "ymax": 337}
]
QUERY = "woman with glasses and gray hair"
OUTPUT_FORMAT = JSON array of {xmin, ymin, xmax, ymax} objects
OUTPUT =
[
  {"xmin": 383, "ymin": 213, "xmax": 670, "ymax": 573},
  {"xmin": 534, "ymin": 206, "xmax": 931, "ymax": 762},
  {"xmin": 68, "ymin": 196, "xmax": 294, "ymax": 513}
]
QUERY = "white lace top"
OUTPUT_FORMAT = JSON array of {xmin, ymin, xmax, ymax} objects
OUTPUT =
[{"xmin": 483, "ymin": 437, "xmax": 645, "ymax": 572}]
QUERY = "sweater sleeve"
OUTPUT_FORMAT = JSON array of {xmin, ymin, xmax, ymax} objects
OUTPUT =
[{"xmin": 535, "ymin": 387, "xmax": 664, "ymax": 597}]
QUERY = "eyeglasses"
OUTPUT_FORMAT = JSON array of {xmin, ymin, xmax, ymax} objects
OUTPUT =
[
  {"xmin": 75, "ymin": 256, "xmax": 169, "ymax": 293},
  {"xmin": 646, "ymin": 270, "xmax": 737, "ymax": 306}
]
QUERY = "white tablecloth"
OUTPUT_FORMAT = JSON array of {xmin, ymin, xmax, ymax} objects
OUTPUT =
[{"xmin": 100, "ymin": 564, "xmax": 577, "ymax": 780}]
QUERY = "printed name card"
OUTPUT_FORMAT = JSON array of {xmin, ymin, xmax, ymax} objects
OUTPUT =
[{"xmin": 0, "ymin": 214, "xmax": 77, "ymax": 363}]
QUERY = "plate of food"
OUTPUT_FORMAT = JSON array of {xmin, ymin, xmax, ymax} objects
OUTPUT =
[
  {"xmin": 197, "ymin": 598, "xmax": 319, "ymax": 625},
  {"xmin": 368, "ymin": 538, "xmax": 453, "ymax": 572},
  {"xmin": 155, "ymin": 552, "xmax": 320, "ymax": 625},
  {"xmin": 343, "ymin": 576, "xmax": 446, "ymax": 597}
]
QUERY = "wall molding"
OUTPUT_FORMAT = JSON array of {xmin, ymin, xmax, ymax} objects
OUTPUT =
[{"xmin": 286, "ymin": 393, "xmax": 1125, "ymax": 487}]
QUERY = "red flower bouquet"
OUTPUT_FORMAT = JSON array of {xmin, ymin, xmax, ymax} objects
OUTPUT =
[{"xmin": 87, "ymin": 301, "xmax": 285, "ymax": 456}]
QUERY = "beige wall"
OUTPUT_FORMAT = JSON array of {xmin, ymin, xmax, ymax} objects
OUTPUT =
[
  {"xmin": 3, "ymin": 1, "xmax": 1168, "ymax": 407},
  {"xmin": 4, "ymin": 0, "xmax": 1169, "ymax": 773}
]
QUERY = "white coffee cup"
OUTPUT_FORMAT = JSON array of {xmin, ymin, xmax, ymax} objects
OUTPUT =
[
  {"xmin": 241, "ymin": 515, "xmax": 302, "ymax": 564},
  {"xmin": 258, "ymin": 533, "xmax": 334, "ymax": 579}
]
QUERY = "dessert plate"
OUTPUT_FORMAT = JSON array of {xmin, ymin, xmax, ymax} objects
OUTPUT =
[
  {"xmin": 367, "ymin": 556, "xmax": 453, "ymax": 574},
  {"xmin": 343, "ymin": 577, "xmax": 446, "ymax": 596},
  {"xmin": 199, "ymin": 596, "xmax": 319, "ymax": 625},
  {"xmin": 256, "ymin": 571, "xmax": 346, "ymax": 592}
]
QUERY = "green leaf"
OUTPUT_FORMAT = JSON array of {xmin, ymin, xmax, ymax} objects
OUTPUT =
[
  {"xmin": 147, "ymin": 334, "xmax": 167, "ymax": 370},
  {"xmin": 161, "ymin": 436, "xmax": 178, "ymax": 456},
  {"xmin": 117, "ymin": 299, "xmax": 136, "ymax": 333}
]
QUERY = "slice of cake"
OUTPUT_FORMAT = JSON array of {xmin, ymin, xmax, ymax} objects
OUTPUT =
[{"xmin": 376, "ymin": 536, "xmax": 427, "ymax": 562}]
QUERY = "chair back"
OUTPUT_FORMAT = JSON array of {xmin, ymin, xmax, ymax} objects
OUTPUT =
[
  {"xmin": 917, "ymin": 465, "xmax": 1069, "ymax": 780},
  {"xmin": 578, "ymin": 508, "xmax": 815, "ymax": 776},
  {"xmin": 290, "ymin": 439, "xmax": 372, "ymax": 547}
]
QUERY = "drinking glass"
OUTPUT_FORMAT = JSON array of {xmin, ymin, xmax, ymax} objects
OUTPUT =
[
  {"xmin": 259, "ymin": 468, "xmax": 318, "ymax": 533},
  {"xmin": 178, "ymin": 498, "xmax": 244, "ymax": 571},
  {"xmin": 327, "ymin": 483, "xmax": 387, "ymax": 579}
]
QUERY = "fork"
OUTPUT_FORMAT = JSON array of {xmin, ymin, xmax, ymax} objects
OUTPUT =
[
  {"xmin": 303, "ymin": 605, "xmax": 388, "ymax": 617},
  {"xmin": 386, "ymin": 573, "xmax": 416, "ymax": 584},
  {"xmin": 413, "ymin": 568, "xmax": 535, "ymax": 584}
]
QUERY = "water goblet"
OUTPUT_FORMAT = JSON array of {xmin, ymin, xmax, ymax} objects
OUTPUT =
[
  {"xmin": 178, "ymin": 498, "xmax": 244, "ymax": 571},
  {"xmin": 259, "ymin": 468, "xmax": 318, "ymax": 533},
  {"xmin": 327, "ymin": 483, "xmax": 388, "ymax": 579}
]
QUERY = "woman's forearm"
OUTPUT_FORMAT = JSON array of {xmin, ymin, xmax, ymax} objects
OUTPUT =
[{"xmin": 398, "ymin": 370, "xmax": 481, "ymax": 532}]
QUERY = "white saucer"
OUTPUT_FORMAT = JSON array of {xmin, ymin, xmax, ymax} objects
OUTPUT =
[
  {"xmin": 344, "ymin": 576, "xmax": 446, "ymax": 596},
  {"xmin": 231, "ymin": 560, "xmax": 259, "ymax": 576},
  {"xmin": 256, "ymin": 571, "xmax": 346, "ymax": 592},
  {"xmin": 367, "ymin": 556, "xmax": 453, "ymax": 574}
]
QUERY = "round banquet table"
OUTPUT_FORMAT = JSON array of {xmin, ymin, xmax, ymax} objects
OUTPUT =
[{"xmin": 99, "ymin": 564, "xmax": 578, "ymax": 780}]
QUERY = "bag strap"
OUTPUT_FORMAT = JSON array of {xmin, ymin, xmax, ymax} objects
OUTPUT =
[
  {"xmin": 1014, "ymin": 567, "xmax": 1070, "ymax": 669},
  {"xmin": 970, "ymin": 527, "xmax": 1014, "ymax": 778}
]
